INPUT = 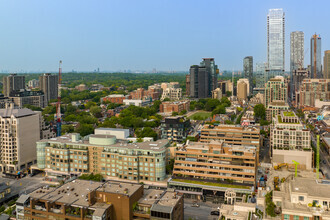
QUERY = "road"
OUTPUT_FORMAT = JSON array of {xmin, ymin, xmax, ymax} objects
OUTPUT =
[
  {"xmin": 184, "ymin": 199, "xmax": 220, "ymax": 220},
  {"xmin": 0, "ymin": 174, "xmax": 47, "ymax": 198}
]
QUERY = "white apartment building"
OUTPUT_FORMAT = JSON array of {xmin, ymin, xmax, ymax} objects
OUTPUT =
[
  {"xmin": 161, "ymin": 88, "xmax": 182, "ymax": 101},
  {"xmin": 0, "ymin": 107, "xmax": 41, "ymax": 173},
  {"xmin": 271, "ymin": 111, "xmax": 312, "ymax": 169}
]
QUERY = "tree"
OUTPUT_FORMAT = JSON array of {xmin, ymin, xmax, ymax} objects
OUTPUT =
[
  {"xmin": 212, "ymin": 104, "xmax": 226, "ymax": 116},
  {"xmin": 163, "ymin": 97, "xmax": 170, "ymax": 102},
  {"xmin": 172, "ymin": 111, "xmax": 178, "ymax": 116},
  {"xmin": 90, "ymin": 106, "xmax": 102, "ymax": 118},
  {"xmin": 226, "ymin": 91, "xmax": 232, "ymax": 97},
  {"xmin": 166, "ymin": 159, "xmax": 175, "ymax": 174},
  {"xmin": 75, "ymin": 124, "xmax": 94, "ymax": 136},
  {"xmin": 254, "ymin": 104, "xmax": 266, "ymax": 121},
  {"xmin": 62, "ymin": 125, "xmax": 74, "ymax": 134},
  {"xmin": 135, "ymin": 127, "xmax": 157, "ymax": 140},
  {"xmin": 205, "ymin": 99, "xmax": 221, "ymax": 111},
  {"xmin": 23, "ymin": 104, "xmax": 42, "ymax": 111},
  {"xmin": 179, "ymin": 109, "xmax": 187, "ymax": 115},
  {"xmin": 220, "ymin": 96, "xmax": 231, "ymax": 107}
]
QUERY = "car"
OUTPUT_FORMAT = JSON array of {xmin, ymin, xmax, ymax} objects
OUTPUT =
[
  {"xmin": 191, "ymin": 203, "xmax": 200, "ymax": 207},
  {"xmin": 210, "ymin": 211, "xmax": 220, "ymax": 216}
]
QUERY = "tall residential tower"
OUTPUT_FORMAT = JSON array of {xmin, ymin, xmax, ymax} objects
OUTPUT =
[
  {"xmin": 290, "ymin": 31, "xmax": 304, "ymax": 72},
  {"xmin": 2, "ymin": 74, "xmax": 25, "ymax": 97},
  {"xmin": 311, "ymin": 34, "xmax": 322, "ymax": 78},
  {"xmin": 267, "ymin": 9, "xmax": 285, "ymax": 73},
  {"xmin": 324, "ymin": 50, "xmax": 330, "ymax": 79},
  {"xmin": 189, "ymin": 58, "xmax": 218, "ymax": 98},
  {"xmin": 243, "ymin": 56, "xmax": 253, "ymax": 96},
  {"xmin": 39, "ymin": 73, "xmax": 58, "ymax": 104}
]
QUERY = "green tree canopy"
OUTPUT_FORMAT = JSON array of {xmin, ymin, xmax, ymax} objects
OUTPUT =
[{"xmin": 254, "ymin": 104, "xmax": 266, "ymax": 121}]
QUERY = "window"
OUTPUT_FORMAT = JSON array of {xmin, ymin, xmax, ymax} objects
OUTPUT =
[
  {"xmin": 284, "ymin": 214, "xmax": 290, "ymax": 220},
  {"xmin": 293, "ymin": 216, "xmax": 299, "ymax": 220},
  {"xmin": 304, "ymin": 217, "xmax": 309, "ymax": 220},
  {"xmin": 298, "ymin": 196, "xmax": 304, "ymax": 201}
]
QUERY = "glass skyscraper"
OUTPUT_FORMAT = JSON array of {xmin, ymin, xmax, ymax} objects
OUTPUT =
[
  {"xmin": 310, "ymin": 34, "xmax": 322, "ymax": 79},
  {"xmin": 255, "ymin": 62, "xmax": 267, "ymax": 89},
  {"xmin": 243, "ymin": 56, "xmax": 253, "ymax": 95},
  {"xmin": 290, "ymin": 31, "xmax": 304, "ymax": 72},
  {"xmin": 267, "ymin": 9, "xmax": 285, "ymax": 72}
]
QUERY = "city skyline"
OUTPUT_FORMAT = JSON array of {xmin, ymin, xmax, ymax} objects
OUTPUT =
[{"xmin": 0, "ymin": 0, "xmax": 329, "ymax": 72}]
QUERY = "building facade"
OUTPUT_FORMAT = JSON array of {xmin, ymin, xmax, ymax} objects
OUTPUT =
[
  {"xmin": 0, "ymin": 106, "xmax": 41, "ymax": 173},
  {"xmin": 311, "ymin": 34, "xmax": 322, "ymax": 79},
  {"xmin": 185, "ymin": 75, "xmax": 190, "ymax": 96},
  {"xmin": 17, "ymin": 180, "xmax": 184, "ymax": 220},
  {"xmin": 290, "ymin": 31, "xmax": 304, "ymax": 72},
  {"xmin": 270, "ymin": 111, "xmax": 312, "ymax": 169},
  {"xmin": 160, "ymin": 116, "xmax": 190, "ymax": 143},
  {"xmin": 243, "ymin": 56, "xmax": 253, "ymax": 94},
  {"xmin": 296, "ymin": 79, "xmax": 330, "ymax": 108},
  {"xmin": 36, "ymin": 133, "xmax": 169, "ymax": 182},
  {"xmin": 324, "ymin": 50, "xmax": 330, "ymax": 79},
  {"xmin": 200, "ymin": 125, "xmax": 261, "ymax": 151},
  {"xmin": 267, "ymin": 9, "xmax": 285, "ymax": 72},
  {"xmin": 101, "ymin": 94, "xmax": 130, "ymax": 104},
  {"xmin": 255, "ymin": 63, "xmax": 268, "ymax": 89},
  {"xmin": 237, "ymin": 80, "xmax": 247, "ymax": 101},
  {"xmin": 27, "ymin": 79, "xmax": 39, "ymax": 89},
  {"xmin": 264, "ymin": 76, "xmax": 288, "ymax": 107},
  {"xmin": 189, "ymin": 58, "xmax": 218, "ymax": 98},
  {"xmin": 291, "ymin": 68, "xmax": 309, "ymax": 101},
  {"xmin": 2, "ymin": 74, "xmax": 25, "ymax": 97},
  {"xmin": 161, "ymin": 88, "xmax": 182, "ymax": 101},
  {"xmin": 10, "ymin": 90, "xmax": 45, "ymax": 108},
  {"xmin": 266, "ymin": 101, "xmax": 290, "ymax": 121},
  {"xmin": 39, "ymin": 73, "xmax": 58, "ymax": 104},
  {"xmin": 159, "ymin": 101, "xmax": 190, "ymax": 114},
  {"xmin": 273, "ymin": 177, "xmax": 330, "ymax": 219},
  {"xmin": 173, "ymin": 141, "xmax": 257, "ymax": 186}
]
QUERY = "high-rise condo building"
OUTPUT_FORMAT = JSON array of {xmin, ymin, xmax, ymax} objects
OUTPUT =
[
  {"xmin": 0, "ymin": 105, "xmax": 40, "ymax": 173},
  {"xmin": 237, "ymin": 78, "xmax": 249, "ymax": 101},
  {"xmin": 264, "ymin": 76, "xmax": 288, "ymax": 107},
  {"xmin": 189, "ymin": 58, "xmax": 218, "ymax": 98},
  {"xmin": 2, "ymin": 74, "xmax": 25, "ymax": 97},
  {"xmin": 255, "ymin": 63, "xmax": 267, "ymax": 89},
  {"xmin": 296, "ymin": 79, "xmax": 330, "ymax": 108},
  {"xmin": 311, "ymin": 34, "xmax": 322, "ymax": 78},
  {"xmin": 290, "ymin": 31, "xmax": 304, "ymax": 72},
  {"xmin": 290, "ymin": 68, "xmax": 309, "ymax": 100},
  {"xmin": 267, "ymin": 9, "xmax": 285, "ymax": 72},
  {"xmin": 324, "ymin": 50, "xmax": 330, "ymax": 79},
  {"xmin": 39, "ymin": 73, "xmax": 58, "ymax": 104},
  {"xmin": 243, "ymin": 56, "xmax": 253, "ymax": 94}
]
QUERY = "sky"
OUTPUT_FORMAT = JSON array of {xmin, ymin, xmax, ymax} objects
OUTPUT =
[{"xmin": 0, "ymin": 0, "xmax": 329, "ymax": 73}]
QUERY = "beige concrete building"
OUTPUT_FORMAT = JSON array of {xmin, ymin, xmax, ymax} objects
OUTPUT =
[
  {"xmin": 173, "ymin": 141, "xmax": 258, "ymax": 186},
  {"xmin": 220, "ymin": 202, "xmax": 257, "ymax": 220},
  {"xmin": 264, "ymin": 76, "xmax": 288, "ymax": 107},
  {"xmin": 200, "ymin": 124, "xmax": 261, "ymax": 150},
  {"xmin": 36, "ymin": 133, "xmax": 169, "ymax": 182},
  {"xmin": 10, "ymin": 90, "xmax": 45, "ymax": 108},
  {"xmin": 296, "ymin": 79, "xmax": 330, "ymax": 108},
  {"xmin": 237, "ymin": 80, "xmax": 248, "ymax": 101},
  {"xmin": 273, "ymin": 177, "xmax": 330, "ymax": 219},
  {"xmin": 324, "ymin": 50, "xmax": 330, "ymax": 79},
  {"xmin": 271, "ymin": 111, "xmax": 312, "ymax": 170},
  {"xmin": 212, "ymin": 88, "xmax": 223, "ymax": 100},
  {"xmin": 2, "ymin": 74, "xmax": 25, "ymax": 97},
  {"xmin": 237, "ymin": 78, "xmax": 250, "ymax": 96},
  {"xmin": 161, "ymin": 88, "xmax": 182, "ymax": 101},
  {"xmin": 0, "ymin": 106, "xmax": 41, "ymax": 173}
]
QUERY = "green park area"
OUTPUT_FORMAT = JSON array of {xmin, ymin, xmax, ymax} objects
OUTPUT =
[{"xmin": 189, "ymin": 112, "xmax": 212, "ymax": 120}]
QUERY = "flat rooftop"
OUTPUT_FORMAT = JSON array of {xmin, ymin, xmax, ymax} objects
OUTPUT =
[
  {"xmin": 156, "ymin": 191, "xmax": 181, "ymax": 207},
  {"xmin": 202, "ymin": 124, "xmax": 260, "ymax": 133},
  {"xmin": 138, "ymin": 189, "xmax": 164, "ymax": 206},
  {"xmin": 101, "ymin": 181, "xmax": 142, "ymax": 197},
  {"xmin": 39, "ymin": 134, "xmax": 168, "ymax": 152},
  {"xmin": 29, "ymin": 179, "xmax": 102, "ymax": 207},
  {"xmin": 290, "ymin": 178, "xmax": 330, "ymax": 198}
]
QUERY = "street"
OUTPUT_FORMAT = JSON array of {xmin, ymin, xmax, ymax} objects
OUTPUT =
[
  {"xmin": 184, "ymin": 198, "xmax": 220, "ymax": 220},
  {"xmin": 0, "ymin": 174, "xmax": 47, "ymax": 199},
  {"xmin": 310, "ymin": 133, "xmax": 330, "ymax": 179}
]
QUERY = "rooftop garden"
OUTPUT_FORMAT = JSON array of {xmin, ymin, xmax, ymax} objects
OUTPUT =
[
  {"xmin": 277, "ymin": 115, "xmax": 300, "ymax": 124},
  {"xmin": 283, "ymin": 111, "xmax": 295, "ymax": 117},
  {"xmin": 172, "ymin": 179, "xmax": 251, "ymax": 189}
]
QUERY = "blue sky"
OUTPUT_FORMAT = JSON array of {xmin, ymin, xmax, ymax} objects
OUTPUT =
[{"xmin": 0, "ymin": 0, "xmax": 329, "ymax": 72}]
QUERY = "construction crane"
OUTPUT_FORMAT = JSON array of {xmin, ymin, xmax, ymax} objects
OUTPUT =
[
  {"xmin": 56, "ymin": 60, "xmax": 62, "ymax": 137},
  {"xmin": 292, "ymin": 160, "xmax": 299, "ymax": 177}
]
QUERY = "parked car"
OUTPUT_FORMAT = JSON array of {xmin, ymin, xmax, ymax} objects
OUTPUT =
[
  {"xmin": 210, "ymin": 211, "xmax": 220, "ymax": 216},
  {"xmin": 191, "ymin": 203, "xmax": 200, "ymax": 207}
]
